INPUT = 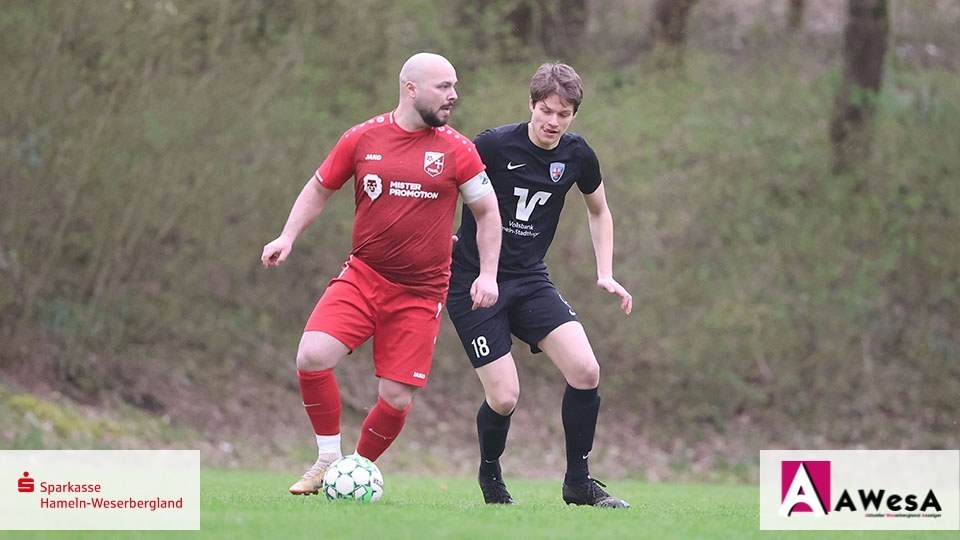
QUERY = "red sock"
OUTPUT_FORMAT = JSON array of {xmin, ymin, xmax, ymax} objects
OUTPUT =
[
  {"xmin": 355, "ymin": 396, "xmax": 410, "ymax": 461},
  {"xmin": 297, "ymin": 369, "xmax": 341, "ymax": 436}
]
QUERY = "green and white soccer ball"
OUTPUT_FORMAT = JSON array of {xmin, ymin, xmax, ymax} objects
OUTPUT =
[{"xmin": 322, "ymin": 454, "xmax": 384, "ymax": 502}]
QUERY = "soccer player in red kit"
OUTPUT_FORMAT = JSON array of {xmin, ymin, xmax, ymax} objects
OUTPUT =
[{"xmin": 261, "ymin": 52, "xmax": 501, "ymax": 495}]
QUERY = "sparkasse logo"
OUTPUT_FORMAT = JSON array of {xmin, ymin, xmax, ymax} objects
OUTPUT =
[
  {"xmin": 2, "ymin": 450, "xmax": 201, "ymax": 531},
  {"xmin": 18, "ymin": 472, "xmax": 34, "ymax": 493}
]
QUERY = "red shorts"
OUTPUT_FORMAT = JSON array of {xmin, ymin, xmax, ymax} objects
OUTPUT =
[{"xmin": 304, "ymin": 255, "xmax": 444, "ymax": 387}]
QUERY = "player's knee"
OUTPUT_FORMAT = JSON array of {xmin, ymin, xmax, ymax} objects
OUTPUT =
[
  {"xmin": 379, "ymin": 387, "xmax": 415, "ymax": 411},
  {"xmin": 296, "ymin": 344, "xmax": 337, "ymax": 372},
  {"xmin": 566, "ymin": 360, "xmax": 600, "ymax": 389},
  {"xmin": 487, "ymin": 388, "xmax": 519, "ymax": 416}
]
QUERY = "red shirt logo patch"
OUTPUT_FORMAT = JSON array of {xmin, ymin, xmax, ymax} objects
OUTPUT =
[
  {"xmin": 363, "ymin": 174, "xmax": 383, "ymax": 201},
  {"xmin": 424, "ymin": 152, "xmax": 444, "ymax": 177}
]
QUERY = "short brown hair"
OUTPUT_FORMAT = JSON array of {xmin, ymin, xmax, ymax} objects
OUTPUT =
[{"xmin": 529, "ymin": 62, "xmax": 583, "ymax": 113}]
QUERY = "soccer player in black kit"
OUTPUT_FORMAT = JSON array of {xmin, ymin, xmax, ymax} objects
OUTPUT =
[{"xmin": 447, "ymin": 63, "xmax": 633, "ymax": 508}]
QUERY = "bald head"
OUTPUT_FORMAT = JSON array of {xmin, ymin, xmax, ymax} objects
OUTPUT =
[
  {"xmin": 395, "ymin": 52, "xmax": 459, "ymax": 130},
  {"xmin": 399, "ymin": 52, "xmax": 456, "ymax": 87}
]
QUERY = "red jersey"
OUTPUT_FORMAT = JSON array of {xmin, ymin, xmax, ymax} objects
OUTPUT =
[{"xmin": 315, "ymin": 112, "xmax": 486, "ymax": 301}]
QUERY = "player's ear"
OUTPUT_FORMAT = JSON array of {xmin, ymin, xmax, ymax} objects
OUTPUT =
[{"xmin": 529, "ymin": 98, "xmax": 536, "ymax": 112}]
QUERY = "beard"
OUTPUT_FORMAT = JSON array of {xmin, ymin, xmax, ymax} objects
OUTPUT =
[{"xmin": 415, "ymin": 101, "xmax": 451, "ymax": 127}]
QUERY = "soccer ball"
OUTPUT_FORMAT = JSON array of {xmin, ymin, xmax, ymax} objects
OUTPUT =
[{"xmin": 322, "ymin": 454, "xmax": 384, "ymax": 502}]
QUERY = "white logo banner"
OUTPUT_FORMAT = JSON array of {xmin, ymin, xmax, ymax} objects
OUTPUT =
[
  {"xmin": 1, "ymin": 450, "xmax": 200, "ymax": 530},
  {"xmin": 760, "ymin": 450, "xmax": 959, "ymax": 530}
]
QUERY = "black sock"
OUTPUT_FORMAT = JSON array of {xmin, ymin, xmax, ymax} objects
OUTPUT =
[
  {"xmin": 477, "ymin": 401, "xmax": 512, "ymax": 478},
  {"xmin": 562, "ymin": 384, "xmax": 600, "ymax": 484}
]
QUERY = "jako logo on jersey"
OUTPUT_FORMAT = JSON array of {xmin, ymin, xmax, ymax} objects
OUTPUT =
[
  {"xmin": 363, "ymin": 174, "xmax": 383, "ymax": 201},
  {"xmin": 365, "ymin": 153, "xmax": 383, "ymax": 161},
  {"xmin": 550, "ymin": 162, "xmax": 565, "ymax": 182},
  {"xmin": 424, "ymin": 151, "xmax": 444, "ymax": 177},
  {"xmin": 412, "ymin": 371, "xmax": 427, "ymax": 380}
]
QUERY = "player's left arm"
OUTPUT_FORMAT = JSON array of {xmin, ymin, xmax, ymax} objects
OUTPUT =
[{"xmin": 582, "ymin": 182, "xmax": 633, "ymax": 315}]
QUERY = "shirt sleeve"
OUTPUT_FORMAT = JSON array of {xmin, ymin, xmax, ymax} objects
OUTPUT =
[
  {"xmin": 472, "ymin": 128, "xmax": 499, "ymax": 170},
  {"xmin": 576, "ymin": 142, "xmax": 602, "ymax": 195},
  {"xmin": 315, "ymin": 127, "xmax": 361, "ymax": 190},
  {"xmin": 455, "ymin": 136, "xmax": 487, "ymax": 187}
]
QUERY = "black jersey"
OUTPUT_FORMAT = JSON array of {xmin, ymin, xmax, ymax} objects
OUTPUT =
[{"xmin": 452, "ymin": 122, "xmax": 602, "ymax": 281}]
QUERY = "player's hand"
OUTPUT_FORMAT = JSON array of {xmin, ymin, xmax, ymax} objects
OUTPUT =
[
  {"xmin": 261, "ymin": 236, "xmax": 293, "ymax": 268},
  {"xmin": 470, "ymin": 274, "xmax": 498, "ymax": 310},
  {"xmin": 597, "ymin": 276, "xmax": 632, "ymax": 315}
]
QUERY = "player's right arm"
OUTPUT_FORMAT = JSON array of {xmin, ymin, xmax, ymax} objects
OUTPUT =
[
  {"xmin": 464, "ymin": 188, "xmax": 501, "ymax": 310},
  {"xmin": 261, "ymin": 178, "xmax": 337, "ymax": 267}
]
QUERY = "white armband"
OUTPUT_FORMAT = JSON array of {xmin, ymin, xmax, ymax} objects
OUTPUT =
[{"xmin": 459, "ymin": 171, "xmax": 493, "ymax": 204}]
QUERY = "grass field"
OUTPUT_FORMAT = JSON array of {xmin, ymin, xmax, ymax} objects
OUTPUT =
[{"xmin": 5, "ymin": 469, "xmax": 956, "ymax": 540}]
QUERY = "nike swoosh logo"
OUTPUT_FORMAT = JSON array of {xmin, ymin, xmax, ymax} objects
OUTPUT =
[
  {"xmin": 506, "ymin": 162, "xmax": 525, "ymax": 170},
  {"xmin": 582, "ymin": 453, "xmax": 590, "ymax": 460}
]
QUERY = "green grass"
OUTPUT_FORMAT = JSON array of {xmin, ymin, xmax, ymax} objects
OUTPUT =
[{"xmin": 5, "ymin": 469, "xmax": 955, "ymax": 540}]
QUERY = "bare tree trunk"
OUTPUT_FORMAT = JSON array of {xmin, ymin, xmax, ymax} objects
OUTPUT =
[
  {"xmin": 645, "ymin": 0, "xmax": 698, "ymax": 68},
  {"xmin": 648, "ymin": 0, "xmax": 697, "ymax": 46},
  {"xmin": 829, "ymin": 0, "xmax": 889, "ymax": 174},
  {"xmin": 787, "ymin": 0, "xmax": 806, "ymax": 32},
  {"xmin": 500, "ymin": 0, "xmax": 587, "ymax": 61},
  {"xmin": 455, "ymin": 0, "xmax": 587, "ymax": 63},
  {"xmin": 539, "ymin": 0, "xmax": 588, "ymax": 61}
]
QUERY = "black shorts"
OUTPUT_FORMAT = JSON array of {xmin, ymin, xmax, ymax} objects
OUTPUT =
[{"xmin": 447, "ymin": 272, "xmax": 580, "ymax": 368}]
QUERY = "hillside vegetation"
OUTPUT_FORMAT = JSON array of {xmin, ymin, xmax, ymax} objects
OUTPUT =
[{"xmin": 1, "ymin": 0, "xmax": 958, "ymax": 480}]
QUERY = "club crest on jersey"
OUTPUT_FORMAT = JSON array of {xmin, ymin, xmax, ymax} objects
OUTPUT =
[
  {"xmin": 424, "ymin": 151, "xmax": 444, "ymax": 177},
  {"xmin": 363, "ymin": 173, "xmax": 382, "ymax": 201},
  {"xmin": 550, "ymin": 162, "xmax": 565, "ymax": 182}
]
